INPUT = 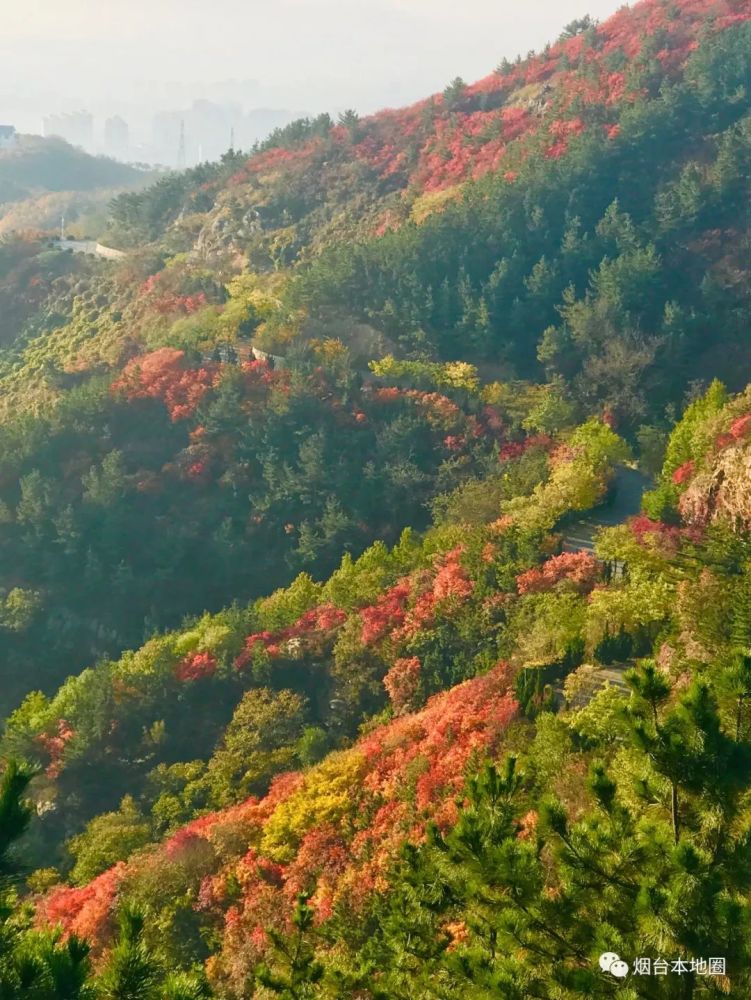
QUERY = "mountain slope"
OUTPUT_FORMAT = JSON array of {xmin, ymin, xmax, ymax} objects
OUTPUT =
[
  {"xmin": 0, "ymin": 136, "xmax": 144, "ymax": 203},
  {"xmin": 3, "ymin": 2, "xmax": 751, "ymax": 996},
  {"xmin": 5, "ymin": 2, "xmax": 751, "ymax": 419},
  {"xmin": 0, "ymin": 135, "xmax": 152, "ymax": 239},
  {"xmin": 88, "ymin": 4, "xmax": 751, "ymax": 429},
  {"xmin": 114, "ymin": 0, "xmax": 751, "ymax": 255},
  {"xmin": 27, "ymin": 383, "xmax": 751, "ymax": 997}
]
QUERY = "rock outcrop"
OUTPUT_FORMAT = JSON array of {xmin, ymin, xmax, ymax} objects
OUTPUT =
[{"xmin": 679, "ymin": 443, "xmax": 751, "ymax": 531}]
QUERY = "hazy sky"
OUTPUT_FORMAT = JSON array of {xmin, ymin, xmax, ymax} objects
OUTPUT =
[{"xmin": 2, "ymin": 0, "xmax": 628, "ymax": 127}]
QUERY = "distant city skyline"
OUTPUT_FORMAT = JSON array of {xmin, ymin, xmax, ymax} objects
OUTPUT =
[
  {"xmin": 36, "ymin": 102, "xmax": 304, "ymax": 168},
  {"xmin": 2, "ymin": 0, "xmax": 628, "ymax": 161}
]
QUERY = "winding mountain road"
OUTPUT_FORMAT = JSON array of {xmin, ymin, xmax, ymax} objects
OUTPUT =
[
  {"xmin": 558, "ymin": 464, "xmax": 651, "ymax": 707},
  {"xmin": 562, "ymin": 465, "xmax": 651, "ymax": 554},
  {"xmin": 52, "ymin": 239, "xmax": 126, "ymax": 261}
]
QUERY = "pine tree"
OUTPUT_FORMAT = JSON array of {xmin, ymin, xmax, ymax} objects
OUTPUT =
[
  {"xmin": 340, "ymin": 669, "xmax": 751, "ymax": 997},
  {"xmin": 255, "ymin": 895, "xmax": 324, "ymax": 999},
  {"xmin": 96, "ymin": 905, "xmax": 210, "ymax": 1000},
  {"xmin": 96, "ymin": 907, "xmax": 160, "ymax": 1000},
  {"xmin": 0, "ymin": 761, "xmax": 94, "ymax": 999}
]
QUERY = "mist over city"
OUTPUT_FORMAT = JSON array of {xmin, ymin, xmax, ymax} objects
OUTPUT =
[{"xmin": 3, "ymin": 0, "xmax": 624, "ymax": 166}]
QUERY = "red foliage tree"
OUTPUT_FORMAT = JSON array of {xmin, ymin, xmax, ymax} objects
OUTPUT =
[
  {"xmin": 35, "ymin": 719, "xmax": 75, "ymax": 779},
  {"xmin": 730, "ymin": 414, "xmax": 751, "ymax": 440},
  {"xmin": 515, "ymin": 551, "xmax": 601, "ymax": 595},
  {"xmin": 112, "ymin": 349, "xmax": 219, "ymax": 422},
  {"xmin": 499, "ymin": 433, "xmax": 553, "ymax": 462},
  {"xmin": 174, "ymin": 651, "xmax": 218, "ymax": 683},
  {"xmin": 629, "ymin": 514, "xmax": 683, "ymax": 549},
  {"xmin": 360, "ymin": 579, "xmax": 412, "ymax": 646},
  {"xmin": 38, "ymin": 864, "xmax": 126, "ymax": 953},
  {"xmin": 383, "ymin": 657, "xmax": 422, "ymax": 713},
  {"xmin": 235, "ymin": 604, "xmax": 347, "ymax": 669}
]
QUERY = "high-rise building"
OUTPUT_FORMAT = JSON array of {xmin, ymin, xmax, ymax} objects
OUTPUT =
[
  {"xmin": 153, "ymin": 101, "xmax": 241, "ymax": 167},
  {"xmin": 177, "ymin": 119, "xmax": 186, "ymax": 169},
  {"xmin": 0, "ymin": 125, "xmax": 17, "ymax": 150},
  {"xmin": 104, "ymin": 115, "xmax": 130, "ymax": 160},
  {"xmin": 43, "ymin": 112, "xmax": 94, "ymax": 151},
  {"xmin": 152, "ymin": 110, "xmax": 184, "ymax": 167}
]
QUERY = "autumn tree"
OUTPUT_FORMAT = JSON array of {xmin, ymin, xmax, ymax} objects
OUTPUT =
[
  {"xmin": 0, "ymin": 761, "xmax": 94, "ymax": 999},
  {"xmin": 337, "ymin": 665, "xmax": 751, "ymax": 997}
]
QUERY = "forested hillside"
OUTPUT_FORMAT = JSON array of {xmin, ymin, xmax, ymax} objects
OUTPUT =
[
  {"xmin": 0, "ymin": 136, "xmax": 143, "ymax": 202},
  {"xmin": 0, "ymin": 135, "xmax": 152, "ymax": 239},
  {"xmin": 2, "ymin": 1, "xmax": 751, "ymax": 996}
]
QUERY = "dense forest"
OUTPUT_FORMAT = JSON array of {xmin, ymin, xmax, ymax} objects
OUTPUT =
[{"xmin": 2, "ymin": 0, "xmax": 751, "ymax": 996}]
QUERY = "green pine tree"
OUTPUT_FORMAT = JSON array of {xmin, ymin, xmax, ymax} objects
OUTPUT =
[{"xmin": 255, "ymin": 895, "xmax": 324, "ymax": 999}]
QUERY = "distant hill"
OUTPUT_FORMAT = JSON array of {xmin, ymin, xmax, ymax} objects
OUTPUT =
[
  {"xmin": 101, "ymin": 0, "xmax": 751, "ymax": 422},
  {"xmin": 0, "ymin": 135, "xmax": 155, "ymax": 240},
  {"xmin": 0, "ymin": 134, "xmax": 147, "ymax": 202}
]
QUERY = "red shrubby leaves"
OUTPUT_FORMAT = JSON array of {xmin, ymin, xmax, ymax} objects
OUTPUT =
[
  {"xmin": 112, "ymin": 349, "xmax": 219, "ymax": 421},
  {"xmin": 39, "ymin": 663, "xmax": 519, "ymax": 980},
  {"xmin": 38, "ymin": 864, "xmax": 126, "ymax": 953},
  {"xmin": 729, "ymin": 414, "xmax": 751, "ymax": 441},
  {"xmin": 432, "ymin": 546, "xmax": 474, "ymax": 602},
  {"xmin": 235, "ymin": 604, "xmax": 348, "ymax": 669},
  {"xmin": 672, "ymin": 460, "xmax": 695, "ymax": 485},
  {"xmin": 35, "ymin": 720, "xmax": 75, "ymax": 779},
  {"xmin": 499, "ymin": 433, "xmax": 553, "ymax": 462},
  {"xmin": 174, "ymin": 651, "xmax": 218, "ymax": 683},
  {"xmin": 360, "ymin": 579, "xmax": 412, "ymax": 646},
  {"xmin": 112, "ymin": 351, "xmax": 283, "ymax": 422},
  {"xmin": 383, "ymin": 656, "xmax": 422, "ymax": 712},
  {"xmin": 516, "ymin": 551, "xmax": 601, "ymax": 595}
]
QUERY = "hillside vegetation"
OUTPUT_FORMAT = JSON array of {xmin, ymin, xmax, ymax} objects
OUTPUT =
[
  {"xmin": 0, "ymin": 134, "xmax": 153, "ymax": 241},
  {"xmin": 2, "ymin": 1, "xmax": 751, "ymax": 997},
  {"xmin": 0, "ymin": 136, "xmax": 144, "ymax": 201}
]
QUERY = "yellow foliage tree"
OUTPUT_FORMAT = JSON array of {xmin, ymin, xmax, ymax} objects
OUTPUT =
[{"xmin": 260, "ymin": 749, "xmax": 367, "ymax": 862}]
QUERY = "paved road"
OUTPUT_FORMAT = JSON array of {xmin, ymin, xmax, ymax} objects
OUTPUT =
[
  {"xmin": 52, "ymin": 240, "xmax": 126, "ymax": 261},
  {"xmin": 556, "ymin": 465, "xmax": 650, "ymax": 707},
  {"xmin": 562, "ymin": 465, "xmax": 651, "ymax": 554},
  {"xmin": 562, "ymin": 664, "xmax": 631, "ymax": 710}
]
